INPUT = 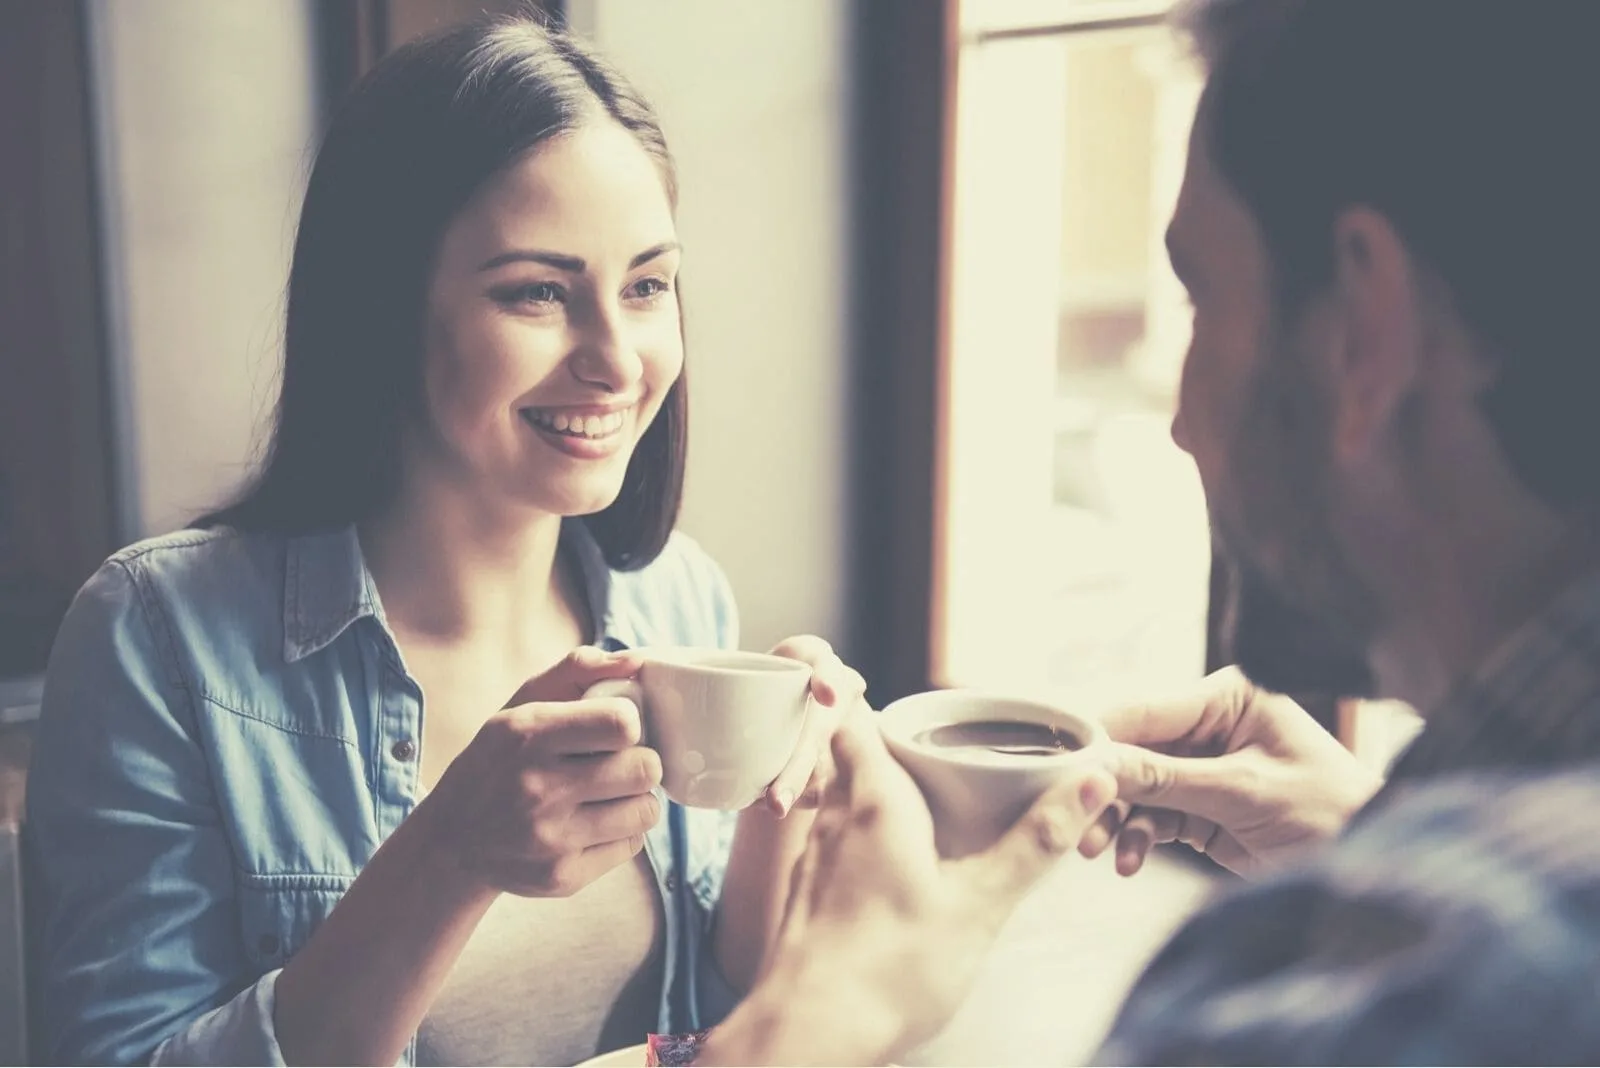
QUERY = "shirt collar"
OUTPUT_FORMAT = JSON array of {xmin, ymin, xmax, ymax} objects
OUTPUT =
[
  {"xmin": 561, "ymin": 519, "xmax": 623, "ymax": 647},
  {"xmin": 1380, "ymin": 568, "xmax": 1600, "ymax": 790},
  {"xmin": 281, "ymin": 520, "xmax": 622, "ymax": 664},
  {"xmin": 283, "ymin": 527, "xmax": 382, "ymax": 663}
]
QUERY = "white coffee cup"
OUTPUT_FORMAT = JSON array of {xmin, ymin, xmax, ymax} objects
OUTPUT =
[
  {"xmin": 879, "ymin": 689, "xmax": 1108, "ymax": 859},
  {"xmin": 586, "ymin": 648, "xmax": 813, "ymax": 810}
]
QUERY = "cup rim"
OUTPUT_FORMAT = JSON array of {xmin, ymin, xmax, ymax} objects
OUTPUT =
[
  {"xmin": 636, "ymin": 646, "xmax": 812, "ymax": 675},
  {"xmin": 879, "ymin": 688, "xmax": 1107, "ymax": 765}
]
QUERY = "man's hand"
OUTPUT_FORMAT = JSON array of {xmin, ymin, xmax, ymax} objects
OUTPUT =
[
  {"xmin": 1079, "ymin": 667, "xmax": 1382, "ymax": 879},
  {"xmin": 697, "ymin": 713, "xmax": 1117, "ymax": 1066}
]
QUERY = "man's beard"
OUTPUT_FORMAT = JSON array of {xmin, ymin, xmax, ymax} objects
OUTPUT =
[
  {"xmin": 1219, "ymin": 549, "xmax": 1377, "ymax": 698},
  {"xmin": 1213, "ymin": 319, "xmax": 1382, "ymax": 700}
]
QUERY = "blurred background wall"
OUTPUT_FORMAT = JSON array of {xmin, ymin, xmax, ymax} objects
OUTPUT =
[{"xmin": 87, "ymin": 0, "xmax": 320, "ymax": 537}]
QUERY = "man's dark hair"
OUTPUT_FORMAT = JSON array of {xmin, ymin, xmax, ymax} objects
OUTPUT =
[
  {"xmin": 1180, "ymin": 0, "xmax": 1600, "ymax": 513},
  {"xmin": 200, "ymin": 13, "xmax": 687, "ymax": 570}
]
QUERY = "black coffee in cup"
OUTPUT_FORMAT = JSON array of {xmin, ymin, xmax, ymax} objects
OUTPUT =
[{"xmin": 913, "ymin": 719, "xmax": 1081, "ymax": 757}]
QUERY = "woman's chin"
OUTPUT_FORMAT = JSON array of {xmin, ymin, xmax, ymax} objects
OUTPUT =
[{"xmin": 523, "ymin": 477, "xmax": 629, "ymax": 521}]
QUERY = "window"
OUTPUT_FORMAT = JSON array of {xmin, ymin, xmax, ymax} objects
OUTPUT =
[{"xmin": 934, "ymin": 0, "xmax": 1208, "ymax": 696}]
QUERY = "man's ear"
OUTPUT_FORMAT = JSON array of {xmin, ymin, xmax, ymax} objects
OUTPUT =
[{"xmin": 1326, "ymin": 206, "xmax": 1425, "ymax": 464}]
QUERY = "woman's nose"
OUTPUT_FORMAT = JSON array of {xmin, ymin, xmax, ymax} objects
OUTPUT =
[{"xmin": 569, "ymin": 301, "xmax": 644, "ymax": 393}]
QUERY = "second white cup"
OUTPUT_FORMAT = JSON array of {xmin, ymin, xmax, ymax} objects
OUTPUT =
[{"xmin": 879, "ymin": 689, "xmax": 1108, "ymax": 858}]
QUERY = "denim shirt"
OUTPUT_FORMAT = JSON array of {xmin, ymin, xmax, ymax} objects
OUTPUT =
[{"xmin": 25, "ymin": 521, "xmax": 743, "ymax": 1066}]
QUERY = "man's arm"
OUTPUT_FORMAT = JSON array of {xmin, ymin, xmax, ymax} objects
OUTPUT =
[
  {"xmin": 695, "ymin": 718, "xmax": 1116, "ymax": 1066},
  {"xmin": 1097, "ymin": 768, "xmax": 1600, "ymax": 1065}
]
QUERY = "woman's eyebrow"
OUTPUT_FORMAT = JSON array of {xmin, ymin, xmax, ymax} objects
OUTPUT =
[
  {"xmin": 629, "ymin": 241, "xmax": 680, "ymax": 268},
  {"xmin": 478, "ymin": 248, "xmax": 585, "ymax": 272},
  {"xmin": 477, "ymin": 241, "xmax": 680, "ymax": 273}
]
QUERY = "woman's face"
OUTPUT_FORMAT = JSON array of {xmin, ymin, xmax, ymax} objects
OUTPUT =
[{"xmin": 414, "ymin": 120, "xmax": 683, "ymax": 519}]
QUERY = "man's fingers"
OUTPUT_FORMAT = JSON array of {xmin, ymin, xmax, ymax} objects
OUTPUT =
[
  {"xmin": 507, "ymin": 646, "xmax": 644, "ymax": 706},
  {"xmin": 1114, "ymin": 806, "xmax": 1173, "ymax": 876},
  {"xmin": 957, "ymin": 765, "xmax": 1117, "ymax": 915},
  {"xmin": 1096, "ymin": 666, "xmax": 1252, "ymax": 748},
  {"xmin": 1091, "ymin": 742, "xmax": 1247, "ymax": 825},
  {"xmin": 1114, "ymin": 806, "xmax": 1223, "ymax": 875},
  {"xmin": 1077, "ymin": 799, "xmax": 1129, "ymax": 859}
]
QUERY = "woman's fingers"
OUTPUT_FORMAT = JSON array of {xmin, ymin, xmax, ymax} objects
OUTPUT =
[
  {"xmin": 769, "ymin": 636, "xmax": 866, "ymax": 708},
  {"xmin": 570, "ymin": 792, "xmax": 664, "ymax": 848},
  {"xmin": 506, "ymin": 645, "xmax": 643, "ymax": 706},
  {"xmin": 763, "ymin": 636, "xmax": 870, "ymax": 816},
  {"xmin": 527, "ymin": 697, "xmax": 644, "ymax": 756},
  {"xmin": 562, "ymin": 745, "xmax": 663, "ymax": 803}
]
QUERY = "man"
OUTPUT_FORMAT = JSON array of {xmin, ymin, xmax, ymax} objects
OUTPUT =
[{"xmin": 699, "ymin": 0, "xmax": 1600, "ymax": 1063}]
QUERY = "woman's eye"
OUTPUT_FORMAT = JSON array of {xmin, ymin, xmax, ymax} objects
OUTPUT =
[
  {"xmin": 628, "ymin": 276, "xmax": 672, "ymax": 301},
  {"xmin": 497, "ymin": 282, "xmax": 566, "ymax": 307}
]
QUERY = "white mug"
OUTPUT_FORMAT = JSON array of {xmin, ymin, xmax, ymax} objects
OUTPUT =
[
  {"xmin": 879, "ymin": 689, "xmax": 1108, "ymax": 859},
  {"xmin": 587, "ymin": 648, "xmax": 812, "ymax": 810}
]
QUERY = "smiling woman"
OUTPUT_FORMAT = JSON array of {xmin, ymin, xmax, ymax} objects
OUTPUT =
[
  {"xmin": 23, "ymin": 12, "xmax": 864, "ymax": 1068},
  {"xmin": 198, "ymin": 20, "xmax": 688, "ymax": 571},
  {"xmin": 403, "ymin": 122, "xmax": 685, "ymax": 529}
]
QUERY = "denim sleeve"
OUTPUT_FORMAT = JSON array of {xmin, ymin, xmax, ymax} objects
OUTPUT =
[{"xmin": 25, "ymin": 560, "xmax": 286, "ymax": 1066}]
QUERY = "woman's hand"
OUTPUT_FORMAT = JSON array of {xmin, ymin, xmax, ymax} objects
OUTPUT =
[
  {"xmin": 762, "ymin": 635, "xmax": 868, "ymax": 817},
  {"xmin": 714, "ymin": 636, "xmax": 867, "ymax": 990},
  {"xmin": 277, "ymin": 646, "xmax": 661, "ymax": 1065},
  {"xmin": 418, "ymin": 646, "xmax": 665, "ymax": 897}
]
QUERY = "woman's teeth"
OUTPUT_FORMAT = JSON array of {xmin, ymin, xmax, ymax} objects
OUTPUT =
[{"xmin": 524, "ymin": 409, "xmax": 626, "ymax": 438}]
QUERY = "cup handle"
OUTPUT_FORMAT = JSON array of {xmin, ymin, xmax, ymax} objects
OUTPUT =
[{"xmin": 583, "ymin": 677, "xmax": 649, "ymax": 746}]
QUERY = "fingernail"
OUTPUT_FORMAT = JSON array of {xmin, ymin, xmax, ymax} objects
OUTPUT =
[
  {"xmin": 1118, "ymin": 832, "xmax": 1148, "ymax": 874},
  {"xmin": 1080, "ymin": 770, "xmax": 1116, "ymax": 812},
  {"xmin": 772, "ymin": 787, "xmax": 795, "ymax": 816}
]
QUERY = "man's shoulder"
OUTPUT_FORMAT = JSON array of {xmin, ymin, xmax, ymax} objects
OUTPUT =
[{"xmin": 1100, "ymin": 766, "xmax": 1600, "ymax": 1065}]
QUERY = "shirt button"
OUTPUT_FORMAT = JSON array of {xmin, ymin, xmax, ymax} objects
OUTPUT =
[
  {"xmin": 391, "ymin": 738, "xmax": 417, "ymax": 762},
  {"xmin": 258, "ymin": 934, "xmax": 280, "ymax": 956},
  {"xmin": 665, "ymin": 874, "xmax": 679, "ymax": 893}
]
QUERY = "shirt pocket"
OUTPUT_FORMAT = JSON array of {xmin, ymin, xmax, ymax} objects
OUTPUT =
[{"xmin": 237, "ymin": 874, "xmax": 354, "ymax": 972}]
